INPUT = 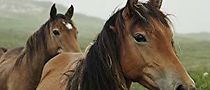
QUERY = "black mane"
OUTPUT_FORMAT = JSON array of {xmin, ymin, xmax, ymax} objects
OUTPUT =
[{"xmin": 67, "ymin": 10, "xmax": 127, "ymax": 90}]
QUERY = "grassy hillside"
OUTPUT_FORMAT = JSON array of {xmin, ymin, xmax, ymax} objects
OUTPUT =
[
  {"xmin": 0, "ymin": 0, "xmax": 209, "ymax": 90},
  {"xmin": 176, "ymin": 33, "xmax": 210, "ymax": 42},
  {"xmin": 174, "ymin": 35, "xmax": 210, "ymax": 70},
  {"xmin": 0, "ymin": 0, "xmax": 104, "ymax": 50}
]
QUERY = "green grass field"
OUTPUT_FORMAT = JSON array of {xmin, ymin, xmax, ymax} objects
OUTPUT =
[{"xmin": 0, "ymin": 0, "xmax": 209, "ymax": 89}]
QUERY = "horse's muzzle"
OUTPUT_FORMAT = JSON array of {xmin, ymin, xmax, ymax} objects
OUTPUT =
[{"xmin": 175, "ymin": 84, "xmax": 196, "ymax": 90}]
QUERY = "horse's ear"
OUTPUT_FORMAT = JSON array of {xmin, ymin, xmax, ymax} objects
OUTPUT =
[
  {"xmin": 123, "ymin": 0, "xmax": 138, "ymax": 17},
  {"xmin": 65, "ymin": 5, "xmax": 74, "ymax": 20},
  {"xmin": 50, "ymin": 4, "xmax": 57, "ymax": 19},
  {"xmin": 1, "ymin": 48, "xmax": 7, "ymax": 52},
  {"xmin": 148, "ymin": 0, "xmax": 163, "ymax": 9}
]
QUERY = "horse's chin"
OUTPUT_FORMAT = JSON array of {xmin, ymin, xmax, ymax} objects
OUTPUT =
[
  {"xmin": 137, "ymin": 78, "xmax": 176, "ymax": 90},
  {"xmin": 137, "ymin": 79, "xmax": 176, "ymax": 90},
  {"xmin": 143, "ymin": 85, "xmax": 160, "ymax": 90},
  {"xmin": 138, "ymin": 83, "xmax": 159, "ymax": 90},
  {"xmin": 135, "ymin": 76, "xmax": 160, "ymax": 90}
]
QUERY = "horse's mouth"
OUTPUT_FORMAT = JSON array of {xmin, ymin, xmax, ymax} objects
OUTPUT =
[{"xmin": 137, "ymin": 75, "xmax": 160, "ymax": 90}]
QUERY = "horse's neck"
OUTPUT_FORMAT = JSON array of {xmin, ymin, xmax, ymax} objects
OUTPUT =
[
  {"xmin": 15, "ymin": 28, "xmax": 53, "ymax": 74},
  {"xmin": 18, "ymin": 46, "xmax": 53, "ymax": 73},
  {"xmin": 11, "ymin": 47, "xmax": 53, "ymax": 90},
  {"xmin": 12, "ymin": 42, "xmax": 55, "ymax": 89}
]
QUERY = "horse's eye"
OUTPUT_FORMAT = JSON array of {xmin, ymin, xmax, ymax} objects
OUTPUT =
[
  {"xmin": 53, "ymin": 30, "xmax": 60, "ymax": 36},
  {"xmin": 134, "ymin": 33, "xmax": 147, "ymax": 43}
]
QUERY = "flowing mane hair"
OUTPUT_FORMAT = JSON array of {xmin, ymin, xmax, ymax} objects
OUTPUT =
[
  {"xmin": 14, "ymin": 21, "xmax": 50, "ymax": 68},
  {"xmin": 67, "ymin": 2, "xmax": 171, "ymax": 90}
]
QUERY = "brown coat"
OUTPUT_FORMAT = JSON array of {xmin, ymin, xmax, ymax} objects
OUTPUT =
[{"xmin": 37, "ymin": 52, "xmax": 83, "ymax": 90}]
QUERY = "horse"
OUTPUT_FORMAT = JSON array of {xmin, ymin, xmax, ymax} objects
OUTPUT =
[
  {"xmin": 36, "ymin": 45, "xmax": 93, "ymax": 90},
  {"xmin": 36, "ymin": 52, "xmax": 83, "ymax": 90},
  {"xmin": 37, "ymin": 0, "xmax": 196, "ymax": 90},
  {"xmin": 0, "ymin": 47, "xmax": 7, "ymax": 58},
  {"xmin": 0, "ymin": 4, "xmax": 80, "ymax": 90},
  {"xmin": 37, "ymin": 45, "xmax": 92, "ymax": 90}
]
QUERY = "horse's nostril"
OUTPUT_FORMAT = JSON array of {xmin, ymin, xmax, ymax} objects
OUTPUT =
[
  {"xmin": 176, "ymin": 85, "xmax": 185, "ymax": 90},
  {"xmin": 176, "ymin": 84, "xmax": 196, "ymax": 90}
]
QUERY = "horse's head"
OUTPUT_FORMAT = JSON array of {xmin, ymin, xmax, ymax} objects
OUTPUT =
[
  {"xmin": 117, "ymin": 0, "xmax": 195, "ymax": 90},
  {"xmin": 47, "ymin": 4, "xmax": 80, "ymax": 54}
]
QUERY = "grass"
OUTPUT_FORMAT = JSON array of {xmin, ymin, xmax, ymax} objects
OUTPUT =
[{"xmin": 189, "ymin": 69, "xmax": 210, "ymax": 90}]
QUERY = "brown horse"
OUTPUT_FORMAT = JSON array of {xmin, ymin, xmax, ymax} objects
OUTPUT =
[
  {"xmin": 37, "ymin": 44, "xmax": 93, "ymax": 90},
  {"xmin": 68, "ymin": 0, "xmax": 196, "ymax": 89},
  {"xmin": 37, "ymin": 0, "xmax": 195, "ymax": 90},
  {"xmin": 37, "ymin": 52, "xmax": 83, "ymax": 90},
  {"xmin": 0, "ymin": 4, "xmax": 80, "ymax": 90},
  {"xmin": 0, "ymin": 47, "xmax": 7, "ymax": 58}
]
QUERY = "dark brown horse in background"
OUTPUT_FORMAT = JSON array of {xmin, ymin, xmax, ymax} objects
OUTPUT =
[
  {"xmin": 0, "ymin": 4, "xmax": 80, "ymax": 90},
  {"xmin": 0, "ymin": 47, "xmax": 7, "ymax": 58},
  {"xmin": 67, "ymin": 0, "xmax": 195, "ymax": 90}
]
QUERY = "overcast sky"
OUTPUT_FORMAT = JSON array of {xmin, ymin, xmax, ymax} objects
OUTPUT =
[{"xmin": 49, "ymin": 0, "xmax": 210, "ymax": 33}]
